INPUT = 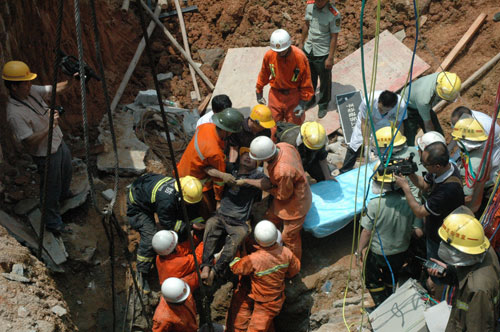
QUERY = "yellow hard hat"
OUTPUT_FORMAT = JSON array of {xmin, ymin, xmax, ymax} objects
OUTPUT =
[
  {"xmin": 375, "ymin": 126, "xmax": 407, "ymax": 148},
  {"xmin": 438, "ymin": 206, "xmax": 490, "ymax": 255},
  {"xmin": 250, "ymin": 105, "xmax": 276, "ymax": 129},
  {"xmin": 436, "ymin": 72, "xmax": 461, "ymax": 101},
  {"xmin": 373, "ymin": 161, "xmax": 395, "ymax": 183},
  {"xmin": 451, "ymin": 118, "xmax": 488, "ymax": 142},
  {"xmin": 175, "ymin": 176, "xmax": 203, "ymax": 204},
  {"xmin": 300, "ymin": 121, "xmax": 327, "ymax": 150},
  {"xmin": 2, "ymin": 61, "xmax": 37, "ymax": 81}
]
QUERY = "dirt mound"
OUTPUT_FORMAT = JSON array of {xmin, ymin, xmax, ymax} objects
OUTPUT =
[{"xmin": 0, "ymin": 224, "xmax": 77, "ymax": 332}]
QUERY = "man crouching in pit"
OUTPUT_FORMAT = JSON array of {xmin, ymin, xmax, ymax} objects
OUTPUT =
[{"xmin": 200, "ymin": 147, "xmax": 271, "ymax": 286}]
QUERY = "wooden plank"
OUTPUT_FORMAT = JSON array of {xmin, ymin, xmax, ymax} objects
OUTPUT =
[
  {"xmin": 28, "ymin": 209, "xmax": 67, "ymax": 265},
  {"xmin": 197, "ymin": 93, "xmax": 212, "ymax": 115},
  {"xmin": 437, "ymin": 13, "xmax": 487, "ymax": 72}
]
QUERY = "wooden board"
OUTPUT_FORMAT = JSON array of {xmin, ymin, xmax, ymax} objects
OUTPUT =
[
  {"xmin": 331, "ymin": 30, "xmax": 430, "ymax": 93},
  {"xmin": 28, "ymin": 209, "xmax": 67, "ymax": 265},
  {"xmin": 437, "ymin": 13, "xmax": 486, "ymax": 72}
]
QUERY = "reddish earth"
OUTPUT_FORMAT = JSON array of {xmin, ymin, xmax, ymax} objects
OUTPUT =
[{"xmin": 0, "ymin": 0, "xmax": 499, "ymax": 331}]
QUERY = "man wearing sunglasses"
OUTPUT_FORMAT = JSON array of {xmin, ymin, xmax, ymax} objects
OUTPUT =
[{"xmin": 394, "ymin": 141, "xmax": 464, "ymax": 293}]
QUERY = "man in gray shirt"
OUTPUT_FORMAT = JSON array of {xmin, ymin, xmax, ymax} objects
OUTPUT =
[{"xmin": 300, "ymin": 0, "xmax": 341, "ymax": 118}]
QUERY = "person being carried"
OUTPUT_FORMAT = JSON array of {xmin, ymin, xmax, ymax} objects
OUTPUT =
[
  {"xmin": 230, "ymin": 220, "xmax": 300, "ymax": 332},
  {"xmin": 275, "ymin": 121, "xmax": 336, "ymax": 182},
  {"xmin": 200, "ymin": 147, "xmax": 270, "ymax": 286},
  {"xmin": 127, "ymin": 174, "xmax": 204, "ymax": 293},
  {"xmin": 152, "ymin": 230, "xmax": 204, "ymax": 291}
]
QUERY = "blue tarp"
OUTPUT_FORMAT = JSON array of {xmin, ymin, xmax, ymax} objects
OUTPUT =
[{"xmin": 304, "ymin": 163, "xmax": 378, "ymax": 238}]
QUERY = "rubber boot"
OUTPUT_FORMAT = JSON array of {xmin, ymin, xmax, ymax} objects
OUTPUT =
[{"xmin": 136, "ymin": 272, "xmax": 150, "ymax": 294}]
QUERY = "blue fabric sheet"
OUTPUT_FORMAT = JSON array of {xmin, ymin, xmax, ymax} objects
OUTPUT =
[{"xmin": 304, "ymin": 163, "xmax": 377, "ymax": 238}]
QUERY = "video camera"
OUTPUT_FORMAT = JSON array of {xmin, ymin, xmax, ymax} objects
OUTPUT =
[
  {"xmin": 377, "ymin": 152, "xmax": 418, "ymax": 176},
  {"xmin": 59, "ymin": 50, "xmax": 100, "ymax": 84}
]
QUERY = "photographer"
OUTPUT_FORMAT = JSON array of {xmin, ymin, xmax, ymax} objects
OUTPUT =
[
  {"xmin": 3, "ymin": 60, "xmax": 74, "ymax": 235},
  {"xmin": 394, "ymin": 142, "xmax": 464, "ymax": 293}
]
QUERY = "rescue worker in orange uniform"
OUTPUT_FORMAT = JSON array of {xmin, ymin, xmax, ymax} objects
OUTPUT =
[
  {"xmin": 152, "ymin": 230, "xmax": 204, "ymax": 291},
  {"xmin": 246, "ymin": 136, "xmax": 312, "ymax": 260},
  {"xmin": 230, "ymin": 220, "xmax": 300, "ymax": 332},
  {"xmin": 256, "ymin": 29, "xmax": 314, "ymax": 125},
  {"xmin": 177, "ymin": 108, "xmax": 244, "ymax": 219},
  {"xmin": 152, "ymin": 277, "xmax": 198, "ymax": 332}
]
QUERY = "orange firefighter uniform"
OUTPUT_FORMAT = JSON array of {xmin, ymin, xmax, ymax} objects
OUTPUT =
[
  {"xmin": 256, "ymin": 46, "xmax": 314, "ymax": 125},
  {"xmin": 230, "ymin": 243, "xmax": 301, "ymax": 332},
  {"xmin": 265, "ymin": 143, "xmax": 312, "ymax": 260},
  {"xmin": 156, "ymin": 242, "xmax": 204, "ymax": 291},
  {"xmin": 177, "ymin": 123, "xmax": 226, "ymax": 217},
  {"xmin": 152, "ymin": 294, "xmax": 198, "ymax": 332}
]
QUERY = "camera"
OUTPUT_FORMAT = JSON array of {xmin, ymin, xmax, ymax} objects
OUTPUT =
[
  {"xmin": 377, "ymin": 152, "xmax": 418, "ymax": 176},
  {"xmin": 54, "ymin": 106, "xmax": 65, "ymax": 116}
]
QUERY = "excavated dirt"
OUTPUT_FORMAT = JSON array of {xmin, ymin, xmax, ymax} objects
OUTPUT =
[{"xmin": 0, "ymin": 0, "xmax": 500, "ymax": 331}]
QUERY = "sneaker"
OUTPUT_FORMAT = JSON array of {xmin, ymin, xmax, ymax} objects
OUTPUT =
[{"xmin": 318, "ymin": 108, "xmax": 328, "ymax": 119}]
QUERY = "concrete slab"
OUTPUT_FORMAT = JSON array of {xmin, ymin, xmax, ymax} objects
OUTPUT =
[
  {"xmin": 211, "ymin": 47, "xmax": 341, "ymax": 134},
  {"xmin": 97, "ymin": 108, "xmax": 148, "ymax": 176},
  {"xmin": 28, "ymin": 209, "xmax": 67, "ymax": 265},
  {"xmin": 332, "ymin": 29, "xmax": 430, "ymax": 93}
]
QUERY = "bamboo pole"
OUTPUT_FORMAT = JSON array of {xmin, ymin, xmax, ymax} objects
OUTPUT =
[
  {"xmin": 174, "ymin": 0, "xmax": 201, "ymax": 101},
  {"xmin": 435, "ymin": 52, "xmax": 500, "ymax": 113},
  {"xmin": 110, "ymin": 5, "xmax": 162, "ymax": 112},
  {"xmin": 140, "ymin": 0, "xmax": 215, "ymax": 90}
]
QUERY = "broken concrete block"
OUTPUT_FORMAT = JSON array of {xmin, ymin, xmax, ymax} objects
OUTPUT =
[
  {"xmin": 14, "ymin": 198, "xmax": 39, "ymax": 216},
  {"xmin": 134, "ymin": 89, "xmax": 159, "ymax": 106},
  {"xmin": 60, "ymin": 191, "xmax": 89, "ymax": 215},
  {"xmin": 51, "ymin": 305, "xmax": 67, "ymax": 317},
  {"xmin": 2, "ymin": 273, "xmax": 30, "ymax": 283},
  {"xmin": 36, "ymin": 320, "xmax": 56, "ymax": 332},
  {"xmin": 157, "ymin": 72, "xmax": 173, "ymax": 81},
  {"xmin": 101, "ymin": 189, "xmax": 115, "ymax": 202},
  {"xmin": 190, "ymin": 91, "xmax": 198, "ymax": 101},
  {"xmin": 394, "ymin": 29, "xmax": 406, "ymax": 42},
  {"xmin": 97, "ymin": 109, "xmax": 148, "ymax": 176},
  {"xmin": 18, "ymin": 306, "xmax": 29, "ymax": 318},
  {"xmin": 12, "ymin": 263, "xmax": 24, "ymax": 276}
]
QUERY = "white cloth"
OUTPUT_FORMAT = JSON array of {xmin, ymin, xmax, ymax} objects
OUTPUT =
[
  {"xmin": 195, "ymin": 110, "xmax": 214, "ymax": 128},
  {"xmin": 470, "ymin": 110, "xmax": 500, "ymax": 183},
  {"xmin": 349, "ymin": 90, "xmax": 407, "ymax": 151}
]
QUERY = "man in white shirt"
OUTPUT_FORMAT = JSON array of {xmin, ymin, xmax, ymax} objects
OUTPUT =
[
  {"xmin": 3, "ymin": 60, "xmax": 74, "ymax": 234},
  {"xmin": 340, "ymin": 90, "xmax": 407, "ymax": 172},
  {"xmin": 196, "ymin": 94, "xmax": 232, "ymax": 128}
]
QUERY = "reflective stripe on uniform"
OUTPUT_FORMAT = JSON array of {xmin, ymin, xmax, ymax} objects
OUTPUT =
[
  {"xmin": 137, "ymin": 254, "xmax": 154, "ymax": 262},
  {"xmin": 255, "ymin": 263, "xmax": 289, "ymax": 277},
  {"xmin": 493, "ymin": 295, "xmax": 499, "ymax": 305},
  {"xmin": 213, "ymin": 180, "xmax": 225, "ymax": 186},
  {"xmin": 128, "ymin": 187, "xmax": 136, "ymax": 204},
  {"xmin": 456, "ymin": 300, "xmax": 469, "ymax": 311},
  {"xmin": 367, "ymin": 286, "xmax": 386, "ymax": 293},
  {"xmin": 174, "ymin": 220, "xmax": 182, "ymax": 232},
  {"xmin": 191, "ymin": 217, "xmax": 204, "ymax": 224},
  {"xmin": 229, "ymin": 257, "xmax": 241, "ymax": 267},
  {"xmin": 151, "ymin": 177, "xmax": 172, "ymax": 203},
  {"xmin": 269, "ymin": 64, "xmax": 276, "ymax": 78},
  {"xmin": 194, "ymin": 128, "xmax": 205, "ymax": 161}
]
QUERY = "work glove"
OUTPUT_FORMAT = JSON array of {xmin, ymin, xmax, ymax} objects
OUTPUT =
[
  {"xmin": 219, "ymin": 172, "xmax": 237, "ymax": 185},
  {"xmin": 294, "ymin": 100, "xmax": 307, "ymax": 117},
  {"xmin": 256, "ymin": 92, "xmax": 267, "ymax": 105}
]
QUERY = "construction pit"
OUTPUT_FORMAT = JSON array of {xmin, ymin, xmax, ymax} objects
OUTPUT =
[{"xmin": 0, "ymin": 0, "xmax": 500, "ymax": 331}]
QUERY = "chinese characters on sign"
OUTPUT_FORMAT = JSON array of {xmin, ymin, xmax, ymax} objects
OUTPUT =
[{"xmin": 336, "ymin": 91, "xmax": 362, "ymax": 144}]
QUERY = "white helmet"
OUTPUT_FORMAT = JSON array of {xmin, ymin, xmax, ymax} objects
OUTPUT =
[
  {"xmin": 250, "ymin": 136, "xmax": 277, "ymax": 161},
  {"xmin": 254, "ymin": 220, "xmax": 278, "ymax": 247},
  {"xmin": 276, "ymin": 230, "xmax": 283, "ymax": 246},
  {"xmin": 152, "ymin": 230, "xmax": 178, "ymax": 256},
  {"xmin": 270, "ymin": 29, "xmax": 292, "ymax": 52},
  {"xmin": 161, "ymin": 277, "xmax": 190, "ymax": 303},
  {"xmin": 416, "ymin": 131, "xmax": 446, "ymax": 151}
]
